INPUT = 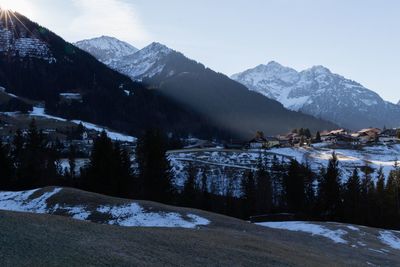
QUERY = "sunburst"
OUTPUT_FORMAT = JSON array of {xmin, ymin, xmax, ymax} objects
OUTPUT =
[{"xmin": 0, "ymin": 6, "xmax": 31, "ymax": 36}]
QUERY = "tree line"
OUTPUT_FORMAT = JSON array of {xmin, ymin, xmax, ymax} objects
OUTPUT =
[{"xmin": 0, "ymin": 121, "xmax": 399, "ymax": 230}]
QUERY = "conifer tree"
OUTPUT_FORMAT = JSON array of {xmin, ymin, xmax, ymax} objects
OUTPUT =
[
  {"xmin": 255, "ymin": 156, "xmax": 272, "ymax": 214},
  {"xmin": 241, "ymin": 170, "xmax": 256, "ymax": 218},
  {"xmin": 136, "ymin": 129, "xmax": 174, "ymax": 203},
  {"xmin": 375, "ymin": 167, "xmax": 386, "ymax": 226},
  {"xmin": 343, "ymin": 168, "xmax": 361, "ymax": 223},
  {"xmin": 359, "ymin": 165, "xmax": 376, "ymax": 225},
  {"xmin": 0, "ymin": 142, "xmax": 14, "ymax": 189},
  {"xmin": 200, "ymin": 168, "xmax": 211, "ymax": 210},
  {"xmin": 182, "ymin": 162, "xmax": 197, "ymax": 207},
  {"xmin": 317, "ymin": 152, "xmax": 342, "ymax": 220}
]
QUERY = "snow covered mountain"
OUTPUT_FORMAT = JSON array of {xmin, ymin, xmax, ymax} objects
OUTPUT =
[
  {"xmin": 75, "ymin": 38, "xmax": 173, "ymax": 80},
  {"xmin": 76, "ymin": 37, "xmax": 337, "ymax": 137},
  {"xmin": 75, "ymin": 36, "xmax": 138, "ymax": 66},
  {"xmin": 232, "ymin": 61, "xmax": 400, "ymax": 129}
]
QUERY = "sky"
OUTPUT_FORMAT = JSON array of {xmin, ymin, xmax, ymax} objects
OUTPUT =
[{"xmin": 1, "ymin": 0, "xmax": 400, "ymax": 102}]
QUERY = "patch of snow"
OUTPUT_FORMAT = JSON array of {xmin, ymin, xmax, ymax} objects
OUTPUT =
[
  {"xmin": 97, "ymin": 203, "xmax": 210, "ymax": 228},
  {"xmin": 30, "ymin": 107, "xmax": 67, "ymax": 122},
  {"xmin": 71, "ymin": 120, "xmax": 136, "ymax": 142},
  {"xmin": 257, "ymin": 221, "xmax": 348, "ymax": 244},
  {"xmin": 28, "ymin": 106, "xmax": 136, "ymax": 142},
  {"xmin": 0, "ymin": 188, "xmax": 61, "ymax": 214},
  {"xmin": 347, "ymin": 225, "xmax": 360, "ymax": 231},
  {"xmin": 379, "ymin": 231, "xmax": 400, "ymax": 250}
]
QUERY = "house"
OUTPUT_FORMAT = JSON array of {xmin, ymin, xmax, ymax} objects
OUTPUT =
[
  {"xmin": 320, "ymin": 129, "xmax": 348, "ymax": 142},
  {"xmin": 59, "ymin": 93, "xmax": 83, "ymax": 104},
  {"xmin": 352, "ymin": 128, "xmax": 381, "ymax": 144}
]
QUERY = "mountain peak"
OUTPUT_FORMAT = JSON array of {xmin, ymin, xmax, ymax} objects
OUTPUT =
[
  {"xmin": 74, "ymin": 36, "xmax": 138, "ymax": 64},
  {"xmin": 266, "ymin": 60, "xmax": 284, "ymax": 68},
  {"xmin": 307, "ymin": 65, "xmax": 332, "ymax": 75},
  {"xmin": 142, "ymin": 42, "xmax": 173, "ymax": 54}
]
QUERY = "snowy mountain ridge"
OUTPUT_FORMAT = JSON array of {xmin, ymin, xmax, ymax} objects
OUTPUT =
[
  {"xmin": 75, "ymin": 37, "xmax": 173, "ymax": 80},
  {"xmin": 232, "ymin": 61, "xmax": 400, "ymax": 129}
]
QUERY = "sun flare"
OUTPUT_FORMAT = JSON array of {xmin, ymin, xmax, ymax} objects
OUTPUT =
[{"xmin": 0, "ymin": 0, "xmax": 32, "ymax": 15}]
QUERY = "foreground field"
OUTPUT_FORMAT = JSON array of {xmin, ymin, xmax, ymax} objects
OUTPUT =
[{"xmin": 0, "ymin": 187, "xmax": 399, "ymax": 266}]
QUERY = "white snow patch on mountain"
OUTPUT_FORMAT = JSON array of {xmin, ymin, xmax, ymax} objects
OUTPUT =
[
  {"xmin": 0, "ymin": 188, "xmax": 62, "ymax": 214},
  {"xmin": 28, "ymin": 106, "xmax": 136, "ymax": 142},
  {"xmin": 0, "ymin": 188, "xmax": 210, "ymax": 229},
  {"xmin": 97, "ymin": 204, "xmax": 210, "ymax": 228},
  {"xmin": 257, "ymin": 221, "xmax": 348, "ymax": 244},
  {"xmin": 379, "ymin": 231, "xmax": 400, "ymax": 250}
]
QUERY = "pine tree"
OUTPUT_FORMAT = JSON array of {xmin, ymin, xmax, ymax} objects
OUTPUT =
[
  {"xmin": 359, "ymin": 165, "xmax": 376, "ymax": 225},
  {"xmin": 200, "ymin": 168, "xmax": 211, "ymax": 210},
  {"xmin": 113, "ymin": 143, "xmax": 134, "ymax": 198},
  {"xmin": 0, "ymin": 142, "xmax": 14, "ymax": 189},
  {"xmin": 18, "ymin": 119, "xmax": 46, "ymax": 189},
  {"xmin": 241, "ymin": 170, "xmax": 256, "ymax": 218},
  {"xmin": 375, "ymin": 167, "xmax": 386, "ymax": 226},
  {"xmin": 136, "ymin": 129, "xmax": 174, "ymax": 203},
  {"xmin": 385, "ymin": 170, "xmax": 400, "ymax": 228},
  {"xmin": 182, "ymin": 162, "xmax": 197, "ymax": 207},
  {"xmin": 255, "ymin": 156, "xmax": 272, "ymax": 215},
  {"xmin": 317, "ymin": 152, "xmax": 342, "ymax": 220},
  {"xmin": 270, "ymin": 155, "xmax": 285, "ymax": 208},
  {"xmin": 83, "ymin": 131, "xmax": 117, "ymax": 195},
  {"xmin": 343, "ymin": 168, "xmax": 361, "ymax": 224},
  {"xmin": 283, "ymin": 159, "xmax": 309, "ymax": 213}
]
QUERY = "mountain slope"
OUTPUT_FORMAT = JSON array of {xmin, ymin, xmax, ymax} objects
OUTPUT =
[
  {"xmin": 232, "ymin": 61, "xmax": 400, "ymax": 129},
  {"xmin": 76, "ymin": 37, "xmax": 337, "ymax": 137},
  {"xmin": 0, "ymin": 187, "xmax": 399, "ymax": 266},
  {"xmin": 0, "ymin": 10, "xmax": 229, "ymax": 138}
]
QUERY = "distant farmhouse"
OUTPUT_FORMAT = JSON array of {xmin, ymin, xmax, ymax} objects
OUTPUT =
[{"xmin": 59, "ymin": 93, "xmax": 83, "ymax": 104}]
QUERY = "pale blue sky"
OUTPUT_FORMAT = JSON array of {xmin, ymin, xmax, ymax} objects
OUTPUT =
[{"xmin": 2, "ymin": 0, "xmax": 400, "ymax": 102}]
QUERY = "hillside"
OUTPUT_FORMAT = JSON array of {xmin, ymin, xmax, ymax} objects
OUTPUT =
[
  {"xmin": 0, "ymin": 187, "xmax": 398, "ymax": 266},
  {"xmin": 76, "ymin": 37, "xmax": 338, "ymax": 138},
  {"xmin": 0, "ymin": 10, "xmax": 228, "ymax": 139},
  {"xmin": 232, "ymin": 61, "xmax": 400, "ymax": 129}
]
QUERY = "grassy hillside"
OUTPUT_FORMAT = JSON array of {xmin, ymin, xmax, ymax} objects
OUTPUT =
[{"xmin": 0, "ymin": 187, "xmax": 398, "ymax": 266}]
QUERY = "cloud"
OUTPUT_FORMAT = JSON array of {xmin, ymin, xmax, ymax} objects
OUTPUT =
[{"xmin": 69, "ymin": 0, "xmax": 150, "ymax": 45}]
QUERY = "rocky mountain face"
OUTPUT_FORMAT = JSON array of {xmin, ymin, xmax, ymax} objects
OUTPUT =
[
  {"xmin": 76, "ymin": 37, "xmax": 337, "ymax": 137},
  {"xmin": 232, "ymin": 61, "xmax": 400, "ymax": 129},
  {"xmin": 0, "ymin": 11, "xmax": 226, "ymax": 138}
]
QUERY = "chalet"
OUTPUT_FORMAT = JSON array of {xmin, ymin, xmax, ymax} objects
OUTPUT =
[
  {"xmin": 352, "ymin": 128, "xmax": 381, "ymax": 144},
  {"xmin": 59, "ymin": 93, "xmax": 83, "ymax": 104},
  {"xmin": 320, "ymin": 129, "xmax": 347, "ymax": 142}
]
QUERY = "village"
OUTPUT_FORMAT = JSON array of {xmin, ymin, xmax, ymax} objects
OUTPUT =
[{"xmin": 191, "ymin": 127, "xmax": 400, "ymax": 151}]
